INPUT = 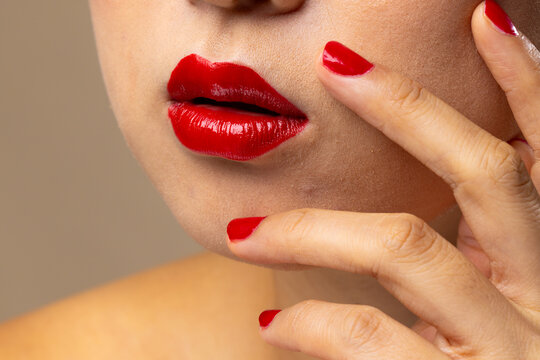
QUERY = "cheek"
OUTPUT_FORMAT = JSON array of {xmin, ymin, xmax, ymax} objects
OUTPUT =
[
  {"xmin": 89, "ymin": 0, "xmax": 172, "ymax": 126},
  {"xmin": 88, "ymin": 0, "xmax": 518, "ymax": 256},
  {"xmin": 343, "ymin": 0, "xmax": 517, "ymax": 138}
]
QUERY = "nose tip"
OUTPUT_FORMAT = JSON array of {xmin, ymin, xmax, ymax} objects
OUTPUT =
[
  {"xmin": 195, "ymin": 0, "xmax": 305, "ymax": 13},
  {"xmin": 201, "ymin": 0, "xmax": 249, "ymax": 9},
  {"xmin": 268, "ymin": 0, "xmax": 304, "ymax": 12}
]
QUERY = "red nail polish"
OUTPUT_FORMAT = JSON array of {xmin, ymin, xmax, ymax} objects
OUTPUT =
[
  {"xmin": 322, "ymin": 41, "xmax": 374, "ymax": 76},
  {"xmin": 484, "ymin": 0, "xmax": 518, "ymax": 36},
  {"xmin": 227, "ymin": 216, "xmax": 266, "ymax": 242},
  {"xmin": 508, "ymin": 137, "xmax": 529, "ymax": 145},
  {"xmin": 259, "ymin": 309, "xmax": 281, "ymax": 328}
]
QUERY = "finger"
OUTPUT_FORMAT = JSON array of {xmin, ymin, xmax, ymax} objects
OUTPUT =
[
  {"xmin": 456, "ymin": 215, "xmax": 492, "ymax": 279},
  {"xmin": 472, "ymin": 0, "xmax": 540, "ymax": 169},
  {"xmin": 410, "ymin": 319, "xmax": 438, "ymax": 344},
  {"xmin": 316, "ymin": 40, "xmax": 540, "ymax": 304},
  {"xmin": 508, "ymin": 137, "xmax": 536, "ymax": 175},
  {"xmin": 227, "ymin": 210, "xmax": 521, "ymax": 345},
  {"xmin": 258, "ymin": 300, "xmax": 449, "ymax": 360}
]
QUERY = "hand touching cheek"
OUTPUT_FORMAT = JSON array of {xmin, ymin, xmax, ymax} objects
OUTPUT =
[{"xmin": 228, "ymin": 1, "xmax": 540, "ymax": 358}]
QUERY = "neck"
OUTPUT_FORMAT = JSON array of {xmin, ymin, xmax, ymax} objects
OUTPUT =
[{"xmin": 271, "ymin": 203, "xmax": 462, "ymax": 327}]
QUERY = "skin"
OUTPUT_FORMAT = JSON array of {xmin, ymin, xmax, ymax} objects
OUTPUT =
[
  {"xmin": 231, "ymin": 7, "xmax": 540, "ymax": 355},
  {"xmin": 88, "ymin": 0, "xmax": 536, "ymax": 256},
  {"xmin": 0, "ymin": 0, "xmax": 538, "ymax": 359},
  {"xmin": 91, "ymin": 0, "xmax": 538, "ymax": 358}
]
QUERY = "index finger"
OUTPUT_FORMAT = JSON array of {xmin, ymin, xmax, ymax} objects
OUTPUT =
[
  {"xmin": 315, "ymin": 39, "xmax": 540, "ymax": 302},
  {"xmin": 316, "ymin": 40, "xmax": 510, "ymax": 192}
]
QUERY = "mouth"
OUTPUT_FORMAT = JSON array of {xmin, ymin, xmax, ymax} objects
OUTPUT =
[{"xmin": 167, "ymin": 54, "xmax": 309, "ymax": 161}]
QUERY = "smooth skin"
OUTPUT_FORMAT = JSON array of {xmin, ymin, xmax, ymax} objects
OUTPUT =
[
  {"xmin": 1, "ymin": 1, "xmax": 539, "ymax": 359},
  {"xmin": 228, "ymin": 3, "xmax": 540, "ymax": 359}
]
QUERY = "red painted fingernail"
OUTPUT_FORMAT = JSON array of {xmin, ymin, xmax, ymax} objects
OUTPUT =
[
  {"xmin": 227, "ymin": 216, "xmax": 266, "ymax": 242},
  {"xmin": 484, "ymin": 0, "xmax": 519, "ymax": 36},
  {"xmin": 508, "ymin": 137, "xmax": 529, "ymax": 145},
  {"xmin": 259, "ymin": 309, "xmax": 281, "ymax": 328},
  {"xmin": 322, "ymin": 41, "xmax": 374, "ymax": 76}
]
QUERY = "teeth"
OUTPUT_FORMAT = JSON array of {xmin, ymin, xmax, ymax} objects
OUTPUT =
[{"xmin": 190, "ymin": 97, "xmax": 280, "ymax": 116}]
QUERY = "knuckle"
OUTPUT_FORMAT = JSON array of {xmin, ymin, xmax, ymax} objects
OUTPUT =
[
  {"xmin": 341, "ymin": 306, "xmax": 385, "ymax": 350},
  {"xmin": 380, "ymin": 213, "xmax": 440, "ymax": 261},
  {"xmin": 279, "ymin": 209, "xmax": 317, "ymax": 262},
  {"xmin": 387, "ymin": 76, "xmax": 427, "ymax": 111},
  {"xmin": 479, "ymin": 140, "xmax": 530, "ymax": 188},
  {"xmin": 281, "ymin": 209, "xmax": 313, "ymax": 233},
  {"xmin": 280, "ymin": 208, "xmax": 315, "ymax": 240}
]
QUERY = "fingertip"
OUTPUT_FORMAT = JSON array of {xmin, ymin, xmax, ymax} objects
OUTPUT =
[
  {"xmin": 259, "ymin": 309, "xmax": 282, "ymax": 328},
  {"xmin": 471, "ymin": 1, "xmax": 519, "ymax": 49},
  {"xmin": 316, "ymin": 41, "xmax": 375, "ymax": 82},
  {"xmin": 471, "ymin": 1, "xmax": 486, "ymax": 35},
  {"xmin": 485, "ymin": 0, "xmax": 519, "ymax": 37},
  {"xmin": 471, "ymin": 2, "xmax": 490, "ymax": 47},
  {"xmin": 470, "ymin": 0, "xmax": 538, "ymax": 98},
  {"xmin": 314, "ymin": 40, "xmax": 383, "ymax": 112},
  {"xmin": 315, "ymin": 46, "xmax": 331, "ymax": 80}
]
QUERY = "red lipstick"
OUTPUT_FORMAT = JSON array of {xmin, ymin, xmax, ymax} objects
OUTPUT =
[{"xmin": 167, "ymin": 54, "xmax": 308, "ymax": 161}]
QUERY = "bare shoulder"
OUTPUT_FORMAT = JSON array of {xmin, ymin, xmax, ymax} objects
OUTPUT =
[{"xmin": 0, "ymin": 251, "xmax": 278, "ymax": 359}]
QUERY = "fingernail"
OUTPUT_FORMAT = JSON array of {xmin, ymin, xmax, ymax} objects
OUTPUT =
[
  {"xmin": 484, "ymin": 0, "xmax": 519, "ymax": 36},
  {"xmin": 227, "ymin": 216, "xmax": 266, "ymax": 242},
  {"xmin": 508, "ymin": 137, "xmax": 529, "ymax": 145},
  {"xmin": 259, "ymin": 309, "xmax": 281, "ymax": 328},
  {"xmin": 322, "ymin": 41, "xmax": 374, "ymax": 76}
]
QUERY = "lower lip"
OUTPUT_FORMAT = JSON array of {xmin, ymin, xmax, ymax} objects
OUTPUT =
[{"xmin": 168, "ymin": 102, "xmax": 308, "ymax": 161}]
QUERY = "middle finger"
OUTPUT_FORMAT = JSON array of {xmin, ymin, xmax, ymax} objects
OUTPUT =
[
  {"xmin": 317, "ymin": 41, "xmax": 540, "ymax": 294},
  {"xmin": 226, "ymin": 209, "xmax": 522, "ymax": 347}
]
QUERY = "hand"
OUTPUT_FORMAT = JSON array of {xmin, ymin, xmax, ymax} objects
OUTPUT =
[{"xmin": 226, "ymin": 1, "xmax": 540, "ymax": 359}]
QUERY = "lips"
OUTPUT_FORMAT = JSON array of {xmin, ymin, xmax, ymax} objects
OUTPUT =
[{"xmin": 167, "ymin": 54, "xmax": 308, "ymax": 161}]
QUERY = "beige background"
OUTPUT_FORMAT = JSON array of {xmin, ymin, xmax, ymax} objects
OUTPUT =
[{"xmin": 0, "ymin": 2, "xmax": 204, "ymax": 322}]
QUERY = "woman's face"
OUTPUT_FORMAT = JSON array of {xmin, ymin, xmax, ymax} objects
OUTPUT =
[{"xmin": 89, "ymin": 0, "xmax": 526, "ymax": 258}]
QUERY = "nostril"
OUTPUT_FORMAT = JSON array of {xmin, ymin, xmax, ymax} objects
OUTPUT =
[
  {"xmin": 269, "ymin": 0, "xmax": 305, "ymax": 13},
  {"xmin": 191, "ymin": 0, "xmax": 239, "ymax": 9},
  {"xmin": 191, "ymin": 0, "xmax": 304, "ymax": 13},
  {"xmin": 192, "ymin": 0, "xmax": 260, "ymax": 10}
]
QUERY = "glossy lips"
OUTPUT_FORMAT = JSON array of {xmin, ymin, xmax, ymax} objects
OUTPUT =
[{"xmin": 167, "ymin": 54, "xmax": 309, "ymax": 161}]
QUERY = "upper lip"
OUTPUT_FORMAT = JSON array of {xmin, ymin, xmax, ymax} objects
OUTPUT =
[{"xmin": 167, "ymin": 54, "xmax": 307, "ymax": 118}]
